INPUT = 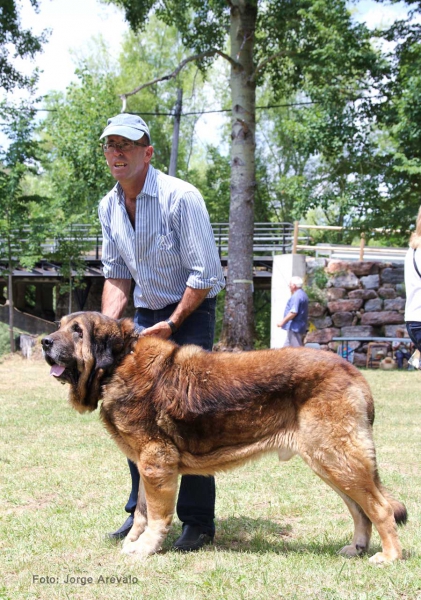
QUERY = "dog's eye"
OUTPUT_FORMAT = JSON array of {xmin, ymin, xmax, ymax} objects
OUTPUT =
[
  {"xmin": 72, "ymin": 323, "xmax": 83, "ymax": 338},
  {"xmin": 54, "ymin": 321, "xmax": 61, "ymax": 330}
]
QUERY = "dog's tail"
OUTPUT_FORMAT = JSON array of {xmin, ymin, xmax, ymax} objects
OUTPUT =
[{"xmin": 380, "ymin": 484, "xmax": 408, "ymax": 526}]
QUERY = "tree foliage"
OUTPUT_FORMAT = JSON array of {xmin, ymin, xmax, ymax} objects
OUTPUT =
[
  {"xmin": 371, "ymin": 2, "xmax": 421, "ymax": 239},
  {"xmin": 257, "ymin": 95, "xmax": 387, "ymax": 241},
  {"xmin": 0, "ymin": 98, "xmax": 47, "ymax": 350},
  {"xmin": 254, "ymin": 2, "xmax": 421, "ymax": 243},
  {"xmin": 0, "ymin": 99, "xmax": 46, "ymax": 268},
  {"xmin": 42, "ymin": 66, "xmax": 119, "ymax": 225},
  {"xmin": 0, "ymin": 0, "xmax": 47, "ymax": 92}
]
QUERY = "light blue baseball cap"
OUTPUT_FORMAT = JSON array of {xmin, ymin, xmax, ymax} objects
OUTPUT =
[{"xmin": 100, "ymin": 113, "xmax": 151, "ymax": 142}]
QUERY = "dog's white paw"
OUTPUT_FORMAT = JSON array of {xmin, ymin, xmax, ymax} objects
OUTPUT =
[
  {"xmin": 121, "ymin": 534, "xmax": 161, "ymax": 559},
  {"xmin": 123, "ymin": 533, "xmax": 140, "ymax": 547},
  {"xmin": 121, "ymin": 541, "xmax": 150, "ymax": 558}
]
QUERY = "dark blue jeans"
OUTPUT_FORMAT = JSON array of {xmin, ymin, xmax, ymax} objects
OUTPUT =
[
  {"xmin": 406, "ymin": 321, "xmax": 421, "ymax": 353},
  {"xmin": 125, "ymin": 297, "xmax": 217, "ymax": 537},
  {"xmin": 395, "ymin": 349, "xmax": 411, "ymax": 369}
]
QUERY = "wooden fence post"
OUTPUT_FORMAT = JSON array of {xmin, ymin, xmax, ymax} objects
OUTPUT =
[
  {"xmin": 359, "ymin": 233, "xmax": 366, "ymax": 261},
  {"xmin": 292, "ymin": 221, "xmax": 299, "ymax": 254}
]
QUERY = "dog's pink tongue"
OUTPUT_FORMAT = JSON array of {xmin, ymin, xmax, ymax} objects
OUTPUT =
[{"xmin": 50, "ymin": 365, "xmax": 65, "ymax": 377}]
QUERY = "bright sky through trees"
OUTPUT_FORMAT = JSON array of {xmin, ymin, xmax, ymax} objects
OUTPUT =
[{"xmin": 11, "ymin": 0, "xmax": 409, "ymax": 98}]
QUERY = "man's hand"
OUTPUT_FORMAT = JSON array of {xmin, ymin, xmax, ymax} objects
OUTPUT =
[
  {"xmin": 277, "ymin": 311, "xmax": 297, "ymax": 328},
  {"xmin": 141, "ymin": 321, "xmax": 173, "ymax": 340},
  {"xmin": 139, "ymin": 287, "xmax": 211, "ymax": 340}
]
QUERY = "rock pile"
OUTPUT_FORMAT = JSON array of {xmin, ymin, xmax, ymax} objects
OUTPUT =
[{"xmin": 304, "ymin": 258, "xmax": 408, "ymax": 366}]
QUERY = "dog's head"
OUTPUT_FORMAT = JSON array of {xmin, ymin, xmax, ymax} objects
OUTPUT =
[{"xmin": 42, "ymin": 311, "xmax": 136, "ymax": 413}]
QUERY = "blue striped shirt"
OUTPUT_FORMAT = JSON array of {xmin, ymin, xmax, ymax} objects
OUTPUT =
[{"xmin": 98, "ymin": 165, "xmax": 225, "ymax": 310}]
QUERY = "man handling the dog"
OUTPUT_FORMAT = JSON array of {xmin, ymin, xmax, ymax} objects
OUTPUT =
[
  {"xmin": 98, "ymin": 113, "xmax": 225, "ymax": 551},
  {"xmin": 277, "ymin": 276, "xmax": 308, "ymax": 347}
]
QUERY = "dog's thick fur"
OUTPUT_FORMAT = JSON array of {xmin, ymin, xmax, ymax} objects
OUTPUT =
[{"xmin": 42, "ymin": 311, "xmax": 407, "ymax": 563}]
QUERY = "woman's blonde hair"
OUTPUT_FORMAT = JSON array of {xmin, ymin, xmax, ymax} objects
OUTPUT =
[{"xmin": 409, "ymin": 206, "xmax": 421, "ymax": 249}]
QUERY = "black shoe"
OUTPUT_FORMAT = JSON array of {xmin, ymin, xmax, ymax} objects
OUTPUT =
[
  {"xmin": 107, "ymin": 514, "xmax": 134, "ymax": 540},
  {"xmin": 173, "ymin": 524, "xmax": 213, "ymax": 552}
]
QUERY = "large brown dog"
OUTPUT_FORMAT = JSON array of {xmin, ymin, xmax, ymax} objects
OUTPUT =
[{"xmin": 42, "ymin": 311, "xmax": 407, "ymax": 563}]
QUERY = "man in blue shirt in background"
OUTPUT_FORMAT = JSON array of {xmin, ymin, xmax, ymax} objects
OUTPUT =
[{"xmin": 277, "ymin": 276, "xmax": 309, "ymax": 347}]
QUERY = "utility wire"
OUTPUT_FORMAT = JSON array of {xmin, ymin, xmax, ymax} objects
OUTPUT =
[
  {"xmin": 25, "ymin": 95, "xmax": 386, "ymax": 116},
  {"xmin": 30, "ymin": 101, "xmax": 316, "ymax": 115}
]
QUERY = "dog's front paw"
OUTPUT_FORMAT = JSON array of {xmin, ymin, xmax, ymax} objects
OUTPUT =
[
  {"xmin": 121, "ymin": 532, "xmax": 161, "ymax": 559},
  {"xmin": 122, "ymin": 535, "xmax": 138, "ymax": 554},
  {"xmin": 121, "ymin": 540, "xmax": 145, "ymax": 557}
]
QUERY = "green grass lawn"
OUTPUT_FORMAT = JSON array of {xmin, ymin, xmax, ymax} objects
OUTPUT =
[{"xmin": 0, "ymin": 355, "xmax": 420, "ymax": 600}]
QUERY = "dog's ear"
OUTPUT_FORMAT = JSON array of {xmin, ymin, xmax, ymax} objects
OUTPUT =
[
  {"xmin": 67, "ymin": 313, "xmax": 137, "ymax": 413},
  {"xmin": 81, "ymin": 317, "xmax": 137, "ymax": 410},
  {"xmin": 92, "ymin": 333, "xmax": 120, "ymax": 371},
  {"xmin": 119, "ymin": 318, "xmax": 139, "ymax": 346},
  {"xmin": 93, "ymin": 317, "xmax": 136, "ymax": 368}
]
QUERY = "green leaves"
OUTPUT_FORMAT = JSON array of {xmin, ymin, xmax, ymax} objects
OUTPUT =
[
  {"xmin": 41, "ymin": 66, "xmax": 120, "ymax": 223},
  {"xmin": 0, "ymin": 99, "xmax": 46, "ymax": 270},
  {"xmin": 0, "ymin": 0, "xmax": 48, "ymax": 92},
  {"xmin": 370, "ymin": 3, "xmax": 421, "ymax": 236}
]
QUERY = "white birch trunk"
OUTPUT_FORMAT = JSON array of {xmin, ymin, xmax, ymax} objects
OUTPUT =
[{"xmin": 219, "ymin": 0, "xmax": 257, "ymax": 350}]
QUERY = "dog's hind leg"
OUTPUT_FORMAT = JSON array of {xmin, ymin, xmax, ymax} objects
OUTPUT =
[
  {"xmin": 338, "ymin": 496, "xmax": 373, "ymax": 558},
  {"xmin": 347, "ymin": 483, "xmax": 403, "ymax": 565},
  {"xmin": 344, "ymin": 489, "xmax": 401, "ymax": 564},
  {"xmin": 321, "ymin": 478, "xmax": 372, "ymax": 557},
  {"xmin": 305, "ymin": 455, "xmax": 403, "ymax": 564}
]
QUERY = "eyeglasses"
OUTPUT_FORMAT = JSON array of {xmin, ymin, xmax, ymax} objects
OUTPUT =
[{"xmin": 102, "ymin": 141, "xmax": 149, "ymax": 153}]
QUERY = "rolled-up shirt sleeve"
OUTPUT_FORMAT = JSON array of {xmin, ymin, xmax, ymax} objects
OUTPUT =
[
  {"xmin": 289, "ymin": 296, "xmax": 301, "ymax": 316},
  {"xmin": 98, "ymin": 204, "xmax": 132, "ymax": 280},
  {"xmin": 173, "ymin": 191, "xmax": 225, "ymax": 291}
]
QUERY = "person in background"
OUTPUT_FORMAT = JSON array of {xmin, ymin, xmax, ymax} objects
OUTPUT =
[
  {"xmin": 405, "ymin": 206, "xmax": 421, "ymax": 356},
  {"xmin": 98, "ymin": 113, "xmax": 225, "ymax": 551},
  {"xmin": 392, "ymin": 329, "xmax": 412, "ymax": 369},
  {"xmin": 277, "ymin": 276, "xmax": 309, "ymax": 347}
]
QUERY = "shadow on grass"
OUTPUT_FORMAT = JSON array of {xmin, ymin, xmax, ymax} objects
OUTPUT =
[
  {"xmin": 161, "ymin": 515, "xmax": 375, "ymax": 558},
  {"xmin": 107, "ymin": 515, "xmax": 414, "ymax": 561}
]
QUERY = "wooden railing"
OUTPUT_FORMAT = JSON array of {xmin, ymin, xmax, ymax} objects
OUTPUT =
[
  {"xmin": 292, "ymin": 223, "xmax": 407, "ymax": 262},
  {"xmin": 35, "ymin": 222, "xmax": 309, "ymax": 260},
  {"xmin": 1, "ymin": 222, "xmax": 407, "ymax": 266},
  {"xmin": 212, "ymin": 222, "xmax": 309, "ymax": 256}
]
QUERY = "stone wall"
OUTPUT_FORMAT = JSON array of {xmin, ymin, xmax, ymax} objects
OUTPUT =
[{"xmin": 304, "ymin": 258, "xmax": 407, "ymax": 366}]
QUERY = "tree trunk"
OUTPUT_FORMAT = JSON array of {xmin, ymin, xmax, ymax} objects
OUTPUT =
[
  {"xmin": 219, "ymin": 0, "xmax": 257, "ymax": 351},
  {"xmin": 169, "ymin": 88, "xmax": 183, "ymax": 177},
  {"xmin": 68, "ymin": 259, "xmax": 72, "ymax": 313},
  {"xmin": 20, "ymin": 334, "xmax": 36, "ymax": 359}
]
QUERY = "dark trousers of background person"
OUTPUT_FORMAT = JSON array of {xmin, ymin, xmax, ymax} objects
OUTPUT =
[
  {"xmin": 125, "ymin": 297, "xmax": 217, "ymax": 537},
  {"xmin": 406, "ymin": 321, "xmax": 421, "ymax": 353},
  {"xmin": 395, "ymin": 349, "xmax": 411, "ymax": 369}
]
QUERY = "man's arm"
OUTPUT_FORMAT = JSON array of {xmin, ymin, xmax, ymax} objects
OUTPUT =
[
  {"xmin": 277, "ymin": 311, "xmax": 297, "ymax": 328},
  {"xmin": 101, "ymin": 278, "xmax": 132, "ymax": 319},
  {"xmin": 142, "ymin": 286, "xmax": 211, "ymax": 339}
]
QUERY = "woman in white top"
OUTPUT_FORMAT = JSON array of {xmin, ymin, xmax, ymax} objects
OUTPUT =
[{"xmin": 405, "ymin": 206, "xmax": 421, "ymax": 351}]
